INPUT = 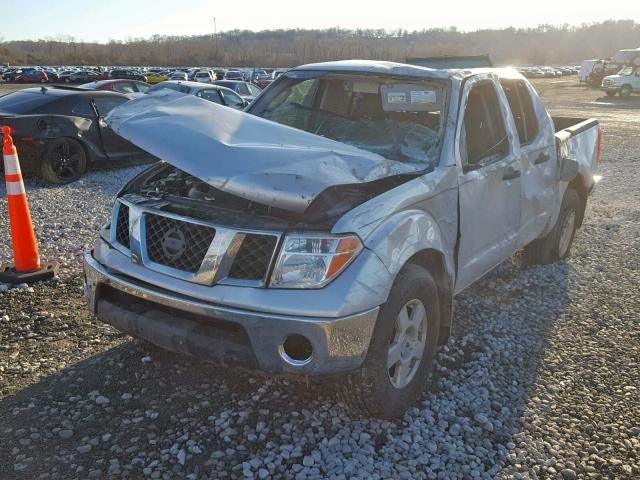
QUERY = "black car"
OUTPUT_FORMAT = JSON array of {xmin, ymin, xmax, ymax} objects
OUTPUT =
[
  {"xmin": 110, "ymin": 69, "xmax": 148, "ymax": 82},
  {"xmin": 2, "ymin": 68, "xmax": 24, "ymax": 82},
  {"xmin": 0, "ymin": 86, "xmax": 153, "ymax": 184}
]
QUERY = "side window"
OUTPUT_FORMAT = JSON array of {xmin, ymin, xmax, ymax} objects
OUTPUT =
[
  {"xmin": 219, "ymin": 89, "xmax": 245, "ymax": 108},
  {"xmin": 500, "ymin": 80, "xmax": 526, "ymax": 144},
  {"xmin": 463, "ymin": 81, "xmax": 509, "ymax": 166},
  {"xmin": 72, "ymin": 99, "xmax": 94, "ymax": 116},
  {"xmin": 197, "ymin": 90, "xmax": 223, "ymax": 104},
  {"xmin": 248, "ymin": 84, "xmax": 261, "ymax": 95},
  {"xmin": 237, "ymin": 83, "xmax": 250, "ymax": 95},
  {"xmin": 516, "ymin": 82, "xmax": 539, "ymax": 144},
  {"xmin": 500, "ymin": 80, "xmax": 539, "ymax": 146},
  {"xmin": 93, "ymin": 97, "xmax": 128, "ymax": 116},
  {"xmin": 114, "ymin": 83, "xmax": 136, "ymax": 94},
  {"xmin": 135, "ymin": 83, "xmax": 150, "ymax": 93}
]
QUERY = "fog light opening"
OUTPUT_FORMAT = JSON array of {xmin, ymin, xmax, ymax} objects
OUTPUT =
[{"xmin": 279, "ymin": 334, "xmax": 313, "ymax": 366}]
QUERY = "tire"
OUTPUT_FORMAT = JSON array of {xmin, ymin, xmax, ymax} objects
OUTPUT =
[
  {"xmin": 339, "ymin": 264, "xmax": 440, "ymax": 418},
  {"xmin": 64, "ymin": 78, "xmax": 70, "ymax": 83},
  {"xmin": 523, "ymin": 188, "xmax": 580, "ymax": 265},
  {"xmin": 605, "ymin": 91, "xmax": 616, "ymax": 97},
  {"xmin": 619, "ymin": 85, "xmax": 632, "ymax": 97},
  {"xmin": 40, "ymin": 138, "xmax": 87, "ymax": 184}
]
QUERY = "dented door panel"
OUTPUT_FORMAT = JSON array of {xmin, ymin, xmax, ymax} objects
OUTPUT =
[{"xmin": 454, "ymin": 75, "xmax": 523, "ymax": 293}]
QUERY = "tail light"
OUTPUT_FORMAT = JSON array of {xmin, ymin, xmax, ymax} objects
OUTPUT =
[{"xmin": 596, "ymin": 126, "xmax": 603, "ymax": 163}]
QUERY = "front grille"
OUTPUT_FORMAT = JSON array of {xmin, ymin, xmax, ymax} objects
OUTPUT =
[
  {"xmin": 145, "ymin": 214, "xmax": 215, "ymax": 273},
  {"xmin": 228, "ymin": 234, "xmax": 278, "ymax": 280},
  {"xmin": 115, "ymin": 203, "xmax": 130, "ymax": 248}
]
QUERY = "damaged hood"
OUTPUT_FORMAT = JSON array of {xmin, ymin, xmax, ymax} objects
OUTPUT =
[{"xmin": 106, "ymin": 91, "xmax": 424, "ymax": 212}]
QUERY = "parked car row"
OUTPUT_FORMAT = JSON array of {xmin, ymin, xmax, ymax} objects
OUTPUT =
[
  {"xmin": 517, "ymin": 66, "xmax": 579, "ymax": 78},
  {"xmin": 0, "ymin": 65, "xmax": 289, "ymax": 88}
]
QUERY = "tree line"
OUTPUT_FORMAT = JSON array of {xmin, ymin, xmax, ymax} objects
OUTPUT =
[{"xmin": 1, "ymin": 20, "xmax": 638, "ymax": 67}]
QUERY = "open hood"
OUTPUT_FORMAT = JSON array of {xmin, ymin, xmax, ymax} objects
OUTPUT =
[{"xmin": 106, "ymin": 91, "xmax": 424, "ymax": 212}]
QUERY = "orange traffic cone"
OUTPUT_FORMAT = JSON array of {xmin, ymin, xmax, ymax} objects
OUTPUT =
[{"xmin": 1, "ymin": 126, "xmax": 57, "ymax": 284}]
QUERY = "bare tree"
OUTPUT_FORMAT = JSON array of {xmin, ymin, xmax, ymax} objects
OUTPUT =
[{"xmin": 0, "ymin": 20, "xmax": 638, "ymax": 67}]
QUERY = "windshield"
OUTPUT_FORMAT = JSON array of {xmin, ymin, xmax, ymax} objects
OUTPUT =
[
  {"xmin": 249, "ymin": 71, "xmax": 447, "ymax": 165},
  {"xmin": 618, "ymin": 66, "xmax": 635, "ymax": 76}
]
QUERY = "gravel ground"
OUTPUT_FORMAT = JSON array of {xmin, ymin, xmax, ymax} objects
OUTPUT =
[{"xmin": 1, "ymin": 79, "xmax": 639, "ymax": 479}]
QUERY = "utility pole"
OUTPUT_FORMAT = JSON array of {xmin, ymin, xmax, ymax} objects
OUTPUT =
[{"xmin": 213, "ymin": 17, "xmax": 218, "ymax": 64}]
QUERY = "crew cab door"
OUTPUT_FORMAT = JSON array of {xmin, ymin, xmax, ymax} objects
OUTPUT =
[
  {"xmin": 455, "ymin": 76, "xmax": 522, "ymax": 292},
  {"xmin": 499, "ymin": 79, "xmax": 557, "ymax": 245}
]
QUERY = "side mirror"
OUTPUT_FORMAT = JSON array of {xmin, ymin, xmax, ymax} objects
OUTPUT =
[{"xmin": 559, "ymin": 156, "xmax": 579, "ymax": 181}]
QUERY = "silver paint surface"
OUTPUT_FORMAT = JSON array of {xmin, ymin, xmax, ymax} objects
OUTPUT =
[
  {"xmin": 86, "ymin": 62, "xmax": 600, "ymax": 373},
  {"xmin": 105, "ymin": 90, "xmax": 428, "ymax": 212},
  {"xmin": 84, "ymin": 252, "xmax": 378, "ymax": 374}
]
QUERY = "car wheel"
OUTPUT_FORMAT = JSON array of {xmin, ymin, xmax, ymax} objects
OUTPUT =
[
  {"xmin": 64, "ymin": 78, "xmax": 70, "ymax": 83},
  {"xmin": 619, "ymin": 85, "xmax": 632, "ymax": 97},
  {"xmin": 523, "ymin": 188, "xmax": 580, "ymax": 265},
  {"xmin": 605, "ymin": 91, "xmax": 616, "ymax": 97},
  {"xmin": 339, "ymin": 264, "xmax": 440, "ymax": 418},
  {"xmin": 40, "ymin": 138, "xmax": 87, "ymax": 184}
]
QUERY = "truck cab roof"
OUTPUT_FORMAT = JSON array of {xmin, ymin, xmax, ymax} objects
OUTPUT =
[{"xmin": 291, "ymin": 59, "xmax": 525, "ymax": 82}]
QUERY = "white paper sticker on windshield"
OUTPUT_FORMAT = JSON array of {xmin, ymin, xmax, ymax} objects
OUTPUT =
[
  {"xmin": 410, "ymin": 90, "xmax": 437, "ymax": 104},
  {"xmin": 387, "ymin": 92, "xmax": 407, "ymax": 103}
]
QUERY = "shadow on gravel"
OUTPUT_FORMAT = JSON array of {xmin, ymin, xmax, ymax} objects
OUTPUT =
[
  {"xmin": 424, "ymin": 258, "xmax": 573, "ymax": 476},
  {"xmin": 591, "ymin": 96, "xmax": 640, "ymax": 109},
  {"xmin": 0, "ymin": 259, "xmax": 573, "ymax": 479}
]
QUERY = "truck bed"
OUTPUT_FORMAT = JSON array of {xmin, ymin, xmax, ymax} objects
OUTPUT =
[
  {"xmin": 552, "ymin": 116, "xmax": 599, "ymax": 134},
  {"xmin": 552, "ymin": 116, "xmax": 601, "ymax": 191}
]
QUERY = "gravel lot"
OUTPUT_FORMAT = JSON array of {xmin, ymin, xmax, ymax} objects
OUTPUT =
[{"xmin": 1, "ymin": 79, "xmax": 639, "ymax": 479}]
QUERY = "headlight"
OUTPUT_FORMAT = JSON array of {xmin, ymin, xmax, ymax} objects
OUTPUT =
[{"xmin": 269, "ymin": 233, "xmax": 363, "ymax": 289}]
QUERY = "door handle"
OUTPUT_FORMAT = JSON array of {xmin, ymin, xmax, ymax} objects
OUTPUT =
[
  {"xmin": 534, "ymin": 153, "xmax": 551, "ymax": 164},
  {"xmin": 502, "ymin": 168, "xmax": 521, "ymax": 180}
]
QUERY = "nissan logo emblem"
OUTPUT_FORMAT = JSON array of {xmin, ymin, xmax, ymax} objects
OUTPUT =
[{"xmin": 160, "ymin": 227, "xmax": 187, "ymax": 261}]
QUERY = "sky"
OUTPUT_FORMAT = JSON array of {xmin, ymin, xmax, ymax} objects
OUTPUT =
[{"xmin": 1, "ymin": 0, "xmax": 638, "ymax": 42}]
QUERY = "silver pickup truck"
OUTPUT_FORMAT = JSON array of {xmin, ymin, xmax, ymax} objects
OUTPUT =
[{"xmin": 84, "ymin": 61, "xmax": 601, "ymax": 417}]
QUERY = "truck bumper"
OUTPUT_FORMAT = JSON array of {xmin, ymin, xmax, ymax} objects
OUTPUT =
[
  {"xmin": 84, "ymin": 251, "xmax": 379, "ymax": 375},
  {"xmin": 601, "ymin": 87, "xmax": 619, "ymax": 94}
]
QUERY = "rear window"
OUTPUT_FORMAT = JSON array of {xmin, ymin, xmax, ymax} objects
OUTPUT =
[
  {"xmin": 0, "ymin": 90, "xmax": 57, "ymax": 114},
  {"xmin": 147, "ymin": 83, "xmax": 191, "ymax": 94}
]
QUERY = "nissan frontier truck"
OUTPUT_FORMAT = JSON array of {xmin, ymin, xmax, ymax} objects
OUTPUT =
[{"xmin": 84, "ymin": 61, "xmax": 601, "ymax": 417}]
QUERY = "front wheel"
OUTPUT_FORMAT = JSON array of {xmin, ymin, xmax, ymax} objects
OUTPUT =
[
  {"xmin": 339, "ymin": 264, "xmax": 440, "ymax": 418},
  {"xmin": 40, "ymin": 138, "xmax": 87, "ymax": 184},
  {"xmin": 523, "ymin": 188, "xmax": 580, "ymax": 265},
  {"xmin": 619, "ymin": 85, "xmax": 632, "ymax": 97}
]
